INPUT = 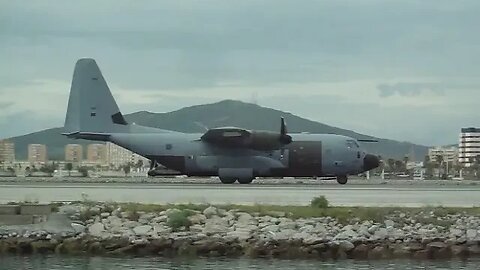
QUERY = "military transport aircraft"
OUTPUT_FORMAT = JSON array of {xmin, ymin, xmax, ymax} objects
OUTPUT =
[{"xmin": 63, "ymin": 58, "xmax": 380, "ymax": 184}]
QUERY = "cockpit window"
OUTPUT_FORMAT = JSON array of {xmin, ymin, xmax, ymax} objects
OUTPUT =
[{"xmin": 346, "ymin": 140, "xmax": 359, "ymax": 148}]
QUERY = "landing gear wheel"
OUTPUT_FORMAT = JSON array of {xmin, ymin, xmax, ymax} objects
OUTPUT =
[
  {"xmin": 220, "ymin": 177, "xmax": 236, "ymax": 184},
  {"xmin": 237, "ymin": 178, "xmax": 253, "ymax": 184},
  {"xmin": 337, "ymin": 175, "xmax": 348, "ymax": 185}
]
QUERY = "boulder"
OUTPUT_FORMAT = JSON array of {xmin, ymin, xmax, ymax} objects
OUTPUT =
[
  {"xmin": 466, "ymin": 229, "xmax": 477, "ymax": 240},
  {"xmin": 450, "ymin": 228, "xmax": 463, "ymax": 238},
  {"xmin": 133, "ymin": 225, "xmax": 153, "ymax": 236},
  {"xmin": 88, "ymin": 223, "xmax": 105, "ymax": 237},
  {"xmin": 71, "ymin": 223, "xmax": 86, "ymax": 234},
  {"xmin": 373, "ymin": 228, "xmax": 388, "ymax": 240},
  {"xmin": 203, "ymin": 217, "xmax": 230, "ymax": 236},
  {"xmin": 384, "ymin": 220, "xmax": 395, "ymax": 228},
  {"xmin": 203, "ymin": 206, "xmax": 218, "ymax": 218},
  {"xmin": 334, "ymin": 230, "xmax": 358, "ymax": 241},
  {"xmin": 188, "ymin": 214, "xmax": 207, "ymax": 225},
  {"xmin": 338, "ymin": 240, "xmax": 355, "ymax": 252},
  {"xmin": 152, "ymin": 216, "xmax": 168, "ymax": 223},
  {"xmin": 237, "ymin": 213, "xmax": 256, "ymax": 225}
]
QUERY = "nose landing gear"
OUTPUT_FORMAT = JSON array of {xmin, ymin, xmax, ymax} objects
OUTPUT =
[{"xmin": 337, "ymin": 175, "xmax": 348, "ymax": 185}]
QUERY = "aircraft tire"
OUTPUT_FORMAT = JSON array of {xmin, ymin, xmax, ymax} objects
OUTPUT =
[
  {"xmin": 337, "ymin": 175, "xmax": 348, "ymax": 185},
  {"xmin": 237, "ymin": 178, "xmax": 253, "ymax": 184},
  {"xmin": 219, "ymin": 177, "xmax": 236, "ymax": 184}
]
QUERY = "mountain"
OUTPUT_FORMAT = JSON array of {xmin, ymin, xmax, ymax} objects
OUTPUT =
[{"xmin": 9, "ymin": 100, "xmax": 428, "ymax": 160}]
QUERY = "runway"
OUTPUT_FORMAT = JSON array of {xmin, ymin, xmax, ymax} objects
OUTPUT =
[{"xmin": 1, "ymin": 182, "xmax": 479, "ymax": 207}]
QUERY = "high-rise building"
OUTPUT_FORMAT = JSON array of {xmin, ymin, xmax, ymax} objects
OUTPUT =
[
  {"xmin": 106, "ymin": 142, "xmax": 148, "ymax": 168},
  {"xmin": 428, "ymin": 146, "xmax": 458, "ymax": 164},
  {"xmin": 87, "ymin": 144, "xmax": 107, "ymax": 164},
  {"xmin": 28, "ymin": 144, "xmax": 47, "ymax": 163},
  {"xmin": 459, "ymin": 127, "xmax": 480, "ymax": 167},
  {"xmin": 65, "ymin": 144, "xmax": 83, "ymax": 162},
  {"xmin": 0, "ymin": 139, "xmax": 15, "ymax": 163}
]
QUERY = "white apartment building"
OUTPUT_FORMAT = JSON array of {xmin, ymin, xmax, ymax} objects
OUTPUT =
[
  {"xmin": 105, "ymin": 142, "xmax": 148, "ymax": 168},
  {"xmin": 428, "ymin": 146, "xmax": 458, "ymax": 164},
  {"xmin": 459, "ymin": 127, "xmax": 480, "ymax": 167}
]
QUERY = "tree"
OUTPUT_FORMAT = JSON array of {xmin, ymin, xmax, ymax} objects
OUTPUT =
[
  {"xmin": 395, "ymin": 160, "xmax": 405, "ymax": 174},
  {"xmin": 135, "ymin": 159, "xmax": 144, "ymax": 171},
  {"xmin": 65, "ymin": 163, "xmax": 73, "ymax": 176},
  {"xmin": 123, "ymin": 163, "xmax": 131, "ymax": 176},
  {"xmin": 435, "ymin": 155, "xmax": 444, "ymax": 179},
  {"xmin": 387, "ymin": 158, "xmax": 395, "ymax": 174},
  {"xmin": 78, "ymin": 166, "xmax": 89, "ymax": 177}
]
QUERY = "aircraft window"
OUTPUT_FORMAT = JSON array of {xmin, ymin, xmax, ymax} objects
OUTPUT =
[{"xmin": 166, "ymin": 144, "xmax": 172, "ymax": 150}]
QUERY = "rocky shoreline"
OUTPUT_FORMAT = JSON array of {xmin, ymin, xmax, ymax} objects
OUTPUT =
[{"xmin": 1, "ymin": 202, "xmax": 480, "ymax": 260}]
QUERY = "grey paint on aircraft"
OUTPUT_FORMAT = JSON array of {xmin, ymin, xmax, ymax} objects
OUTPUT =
[{"xmin": 63, "ymin": 58, "xmax": 380, "ymax": 184}]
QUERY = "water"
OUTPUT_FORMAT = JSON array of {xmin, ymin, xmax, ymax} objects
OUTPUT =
[{"xmin": 0, "ymin": 256, "xmax": 479, "ymax": 270}]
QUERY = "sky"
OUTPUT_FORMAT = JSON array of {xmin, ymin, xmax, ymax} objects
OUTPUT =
[{"xmin": 1, "ymin": 0, "xmax": 479, "ymax": 146}]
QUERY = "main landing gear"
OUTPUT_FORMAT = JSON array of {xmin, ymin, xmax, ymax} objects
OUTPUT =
[
  {"xmin": 337, "ymin": 175, "xmax": 348, "ymax": 185},
  {"xmin": 219, "ymin": 177, "xmax": 254, "ymax": 184}
]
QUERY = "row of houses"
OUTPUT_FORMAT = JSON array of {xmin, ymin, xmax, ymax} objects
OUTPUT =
[{"xmin": 0, "ymin": 141, "xmax": 148, "ymax": 168}]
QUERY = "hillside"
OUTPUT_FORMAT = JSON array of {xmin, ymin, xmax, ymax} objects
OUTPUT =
[{"xmin": 9, "ymin": 100, "xmax": 428, "ymax": 160}]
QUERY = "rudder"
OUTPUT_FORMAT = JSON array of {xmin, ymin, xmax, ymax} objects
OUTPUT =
[{"xmin": 64, "ymin": 58, "xmax": 129, "ymax": 134}]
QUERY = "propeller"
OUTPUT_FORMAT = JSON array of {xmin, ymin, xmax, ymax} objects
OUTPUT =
[
  {"xmin": 279, "ymin": 117, "xmax": 292, "ymax": 159},
  {"xmin": 279, "ymin": 117, "xmax": 292, "ymax": 144}
]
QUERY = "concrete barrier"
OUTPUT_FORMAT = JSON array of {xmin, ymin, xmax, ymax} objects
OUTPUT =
[
  {"xmin": 0, "ymin": 205, "xmax": 20, "ymax": 215},
  {"xmin": 0, "ymin": 214, "xmax": 33, "ymax": 225},
  {"xmin": 20, "ymin": 204, "xmax": 52, "ymax": 215}
]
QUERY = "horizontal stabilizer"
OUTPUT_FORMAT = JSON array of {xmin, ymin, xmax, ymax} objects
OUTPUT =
[
  {"xmin": 357, "ymin": 139, "xmax": 379, "ymax": 143},
  {"xmin": 62, "ymin": 131, "xmax": 111, "ymax": 141}
]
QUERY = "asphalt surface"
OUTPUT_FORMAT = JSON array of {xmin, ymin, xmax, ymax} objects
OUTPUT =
[{"xmin": 1, "ymin": 182, "xmax": 479, "ymax": 207}]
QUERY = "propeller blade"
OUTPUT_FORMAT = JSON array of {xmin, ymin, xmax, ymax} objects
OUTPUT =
[
  {"xmin": 280, "ymin": 117, "xmax": 287, "ymax": 135},
  {"xmin": 279, "ymin": 117, "xmax": 292, "ymax": 145}
]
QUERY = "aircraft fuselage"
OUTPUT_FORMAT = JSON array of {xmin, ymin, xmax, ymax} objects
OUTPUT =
[{"xmin": 109, "ymin": 132, "xmax": 375, "ymax": 180}]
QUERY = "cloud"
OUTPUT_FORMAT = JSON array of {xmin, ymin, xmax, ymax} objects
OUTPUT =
[
  {"xmin": 0, "ymin": 0, "xmax": 480, "ymax": 145},
  {"xmin": 377, "ymin": 82, "xmax": 480, "ymax": 97}
]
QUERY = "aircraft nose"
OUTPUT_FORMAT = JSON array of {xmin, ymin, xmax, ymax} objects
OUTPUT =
[{"xmin": 363, "ymin": 154, "xmax": 380, "ymax": 171}]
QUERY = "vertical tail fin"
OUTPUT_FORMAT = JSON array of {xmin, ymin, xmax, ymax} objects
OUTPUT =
[{"xmin": 64, "ymin": 58, "xmax": 129, "ymax": 134}]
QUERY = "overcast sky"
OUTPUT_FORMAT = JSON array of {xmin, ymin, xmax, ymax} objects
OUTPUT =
[{"xmin": 1, "ymin": 0, "xmax": 479, "ymax": 146}]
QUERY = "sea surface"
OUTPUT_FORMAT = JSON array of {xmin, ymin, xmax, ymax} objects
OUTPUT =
[{"xmin": 0, "ymin": 256, "xmax": 479, "ymax": 270}]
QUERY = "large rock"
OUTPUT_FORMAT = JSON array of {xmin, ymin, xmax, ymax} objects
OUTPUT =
[
  {"xmin": 450, "ymin": 228, "xmax": 463, "ymax": 238},
  {"xmin": 270, "ymin": 229, "xmax": 297, "ymax": 241},
  {"xmin": 71, "ymin": 223, "xmax": 86, "ymax": 234},
  {"xmin": 188, "ymin": 214, "xmax": 207, "ymax": 225},
  {"xmin": 88, "ymin": 223, "xmax": 105, "ymax": 237},
  {"xmin": 237, "ymin": 213, "xmax": 256, "ymax": 225},
  {"xmin": 203, "ymin": 217, "xmax": 230, "ymax": 236},
  {"xmin": 153, "ymin": 225, "xmax": 172, "ymax": 236},
  {"xmin": 278, "ymin": 219, "xmax": 296, "ymax": 230},
  {"xmin": 373, "ymin": 228, "xmax": 388, "ymax": 240},
  {"xmin": 334, "ymin": 229, "xmax": 358, "ymax": 241},
  {"xmin": 203, "ymin": 206, "xmax": 218, "ymax": 218},
  {"xmin": 385, "ymin": 220, "xmax": 395, "ymax": 228},
  {"xmin": 466, "ymin": 229, "xmax": 477, "ymax": 240},
  {"xmin": 133, "ymin": 225, "xmax": 153, "ymax": 236},
  {"xmin": 338, "ymin": 240, "xmax": 355, "ymax": 252}
]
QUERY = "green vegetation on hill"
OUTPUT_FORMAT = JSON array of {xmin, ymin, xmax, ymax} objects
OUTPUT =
[{"xmin": 9, "ymin": 100, "xmax": 427, "ymax": 160}]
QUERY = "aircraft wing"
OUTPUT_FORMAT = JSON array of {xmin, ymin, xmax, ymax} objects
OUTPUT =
[{"xmin": 200, "ymin": 118, "xmax": 292, "ymax": 151}]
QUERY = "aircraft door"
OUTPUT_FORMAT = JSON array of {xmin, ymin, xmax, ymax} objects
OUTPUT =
[{"xmin": 287, "ymin": 141, "xmax": 322, "ymax": 176}]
